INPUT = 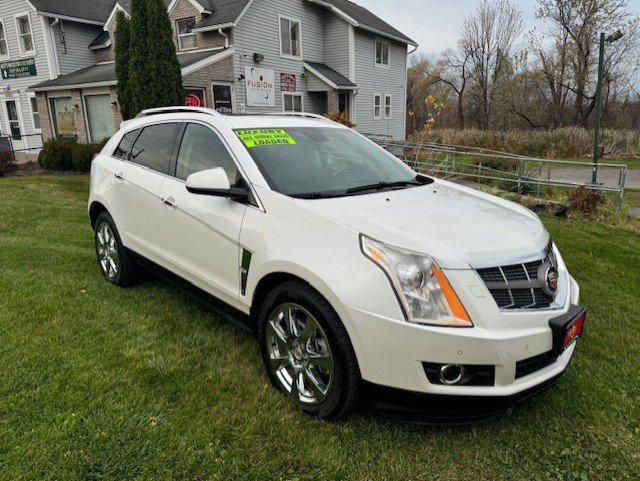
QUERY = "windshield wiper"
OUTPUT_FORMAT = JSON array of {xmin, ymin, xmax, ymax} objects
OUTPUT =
[
  {"xmin": 290, "ymin": 191, "xmax": 344, "ymax": 199},
  {"xmin": 344, "ymin": 180, "xmax": 421, "ymax": 195}
]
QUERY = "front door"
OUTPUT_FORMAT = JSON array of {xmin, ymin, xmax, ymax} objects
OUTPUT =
[
  {"xmin": 157, "ymin": 122, "xmax": 247, "ymax": 305},
  {"xmin": 338, "ymin": 92, "xmax": 350, "ymax": 120},
  {"xmin": 212, "ymin": 83, "xmax": 236, "ymax": 114},
  {"xmin": 4, "ymin": 100, "xmax": 24, "ymax": 150}
]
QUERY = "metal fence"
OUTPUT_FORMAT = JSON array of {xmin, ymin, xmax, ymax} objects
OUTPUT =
[{"xmin": 367, "ymin": 135, "xmax": 628, "ymax": 209}]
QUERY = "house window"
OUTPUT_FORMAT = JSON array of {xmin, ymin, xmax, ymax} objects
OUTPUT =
[
  {"xmin": 375, "ymin": 38, "xmax": 389, "ymax": 67},
  {"xmin": 0, "ymin": 21, "xmax": 8, "ymax": 60},
  {"xmin": 283, "ymin": 93, "xmax": 302, "ymax": 112},
  {"xmin": 384, "ymin": 95, "xmax": 392, "ymax": 118},
  {"xmin": 374, "ymin": 94, "xmax": 381, "ymax": 119},
  {"xmin": 84, "ymin": 94, "xmax": 116, "ymax": 142},
  {"xmin": 29, "ymin": 96, "xmax": 41, "ymax": 131},
  {"xmin": 176, "ymin": 17, "xmax": 197, "ymax": 50},
  {"xmin": 15, "ymin": 14, "xmax": 34, "ymax": 56},
  {"xmin": 50, "ymin": 96, "xmax": 77, "ymax": 139},
  {"xmin": 279, "ymin": 16, "xmax": 301, "ymax": 58}
]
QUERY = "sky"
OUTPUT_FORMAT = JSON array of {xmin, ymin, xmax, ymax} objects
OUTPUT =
[{"xmin": 358, "ymin": 0, "xmax": 640, "ymax": 54}]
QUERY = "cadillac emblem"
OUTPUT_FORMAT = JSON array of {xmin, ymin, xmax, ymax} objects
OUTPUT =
[{"xmin": 538, "ymin": 262, "xmax": 559, "ymax": 297}]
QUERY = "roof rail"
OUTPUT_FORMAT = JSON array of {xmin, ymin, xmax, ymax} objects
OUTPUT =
[
  {"xmin": 135, "ymin": 106, "xmax": 224, "ymax": 118},
  {"xmin": 252, "ymin": 111, "xmax": 336, "ymax": 123}
]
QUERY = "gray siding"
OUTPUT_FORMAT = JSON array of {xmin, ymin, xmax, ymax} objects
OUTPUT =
[
  {"xmin": 323, "ymin": 14, "xmax": 349, "ymax": 79},
  {"xmin": 0, "ymin": 2, "xmax": 52, "ymax": 143},
  {"xmin": 233, "ymin": 0, "xmax": 326, "ymax": 113},
  {"xmin": 353, "ymin": 30, "xmax": 407, "ymax": 139},
  {"xmin": 53, "ymin": 20, "xmax": 102, "ymax": 75}
]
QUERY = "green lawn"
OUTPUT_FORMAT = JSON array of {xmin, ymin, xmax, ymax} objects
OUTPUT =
[{"xmin": 1, "ymin": 174, "xmax": 638, "ymax": 480}]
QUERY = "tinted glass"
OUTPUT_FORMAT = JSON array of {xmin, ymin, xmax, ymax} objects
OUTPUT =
[
  {"xmin": 236, "ymin": 127, "xmax": 415, "ymax": 196},
  {"xmin": 129, "ymin": 123, "xmax": 179, "ymax": 173},
  {"xmin": 176, "ymin": 123, "xmax": 238, "ymax": 183},
  {"xmin": 113, "ymin": 129, "xmax": 140, "ymax": 159}
]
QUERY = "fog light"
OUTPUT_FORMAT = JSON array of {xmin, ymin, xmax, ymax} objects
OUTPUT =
[{"xmin": 439, "ymin": 364, "xmax": 465, "ymax": 385}]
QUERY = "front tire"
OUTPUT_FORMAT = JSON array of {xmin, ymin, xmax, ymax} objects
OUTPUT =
[
  {"xmin": 258, "ymin": 281, "xmax": 360, "ymax": 419},
  {"xmin": 94, "ymin": 212, "xmax": 140, "ymax": 287}
]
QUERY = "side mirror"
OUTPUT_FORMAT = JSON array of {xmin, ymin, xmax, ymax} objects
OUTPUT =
[{"xmin": 185, "ymin": 168, "xmax": 249, "ymax": 200}]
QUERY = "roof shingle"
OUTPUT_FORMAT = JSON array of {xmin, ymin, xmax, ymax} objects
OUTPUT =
[{"xmin": 304, "ymin": 61, "xmax": 356, "ymax": 89}]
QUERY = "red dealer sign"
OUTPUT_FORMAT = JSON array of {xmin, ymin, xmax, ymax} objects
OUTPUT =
[{"xmin": 280, "ymin": 73, "xmax": 296, "ymax": 92}]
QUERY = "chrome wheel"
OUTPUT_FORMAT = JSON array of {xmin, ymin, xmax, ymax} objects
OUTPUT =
[
  {"xmin": 96, "ymin": 222, "xmax": 119, "ymax": 280},
  {"xmin": 266, "ymin": 303, "xmax": 334, "ymax": 405}
]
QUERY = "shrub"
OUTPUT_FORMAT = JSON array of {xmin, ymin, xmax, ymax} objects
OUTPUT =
[
  {"xmin": 72, "ymin": 140, "xmax": 107, "ymax": 172},
  {"xmin": 38, "ymin": 138, "xmax": 107, "ymax": 172},
  {"xmin": 325, "ymin": 112, "xmax": 356, "ymax": 128},
  {"xmin": 0, "ymin": 149, "xmax": 16, "ymax": 176},
  {"xmin": 567, "ymin": 186, "xmax": 606, "ymax": 214},
  {"xmin": 38, "ymin": 138, "xmax": 76, "ymax": 171}
]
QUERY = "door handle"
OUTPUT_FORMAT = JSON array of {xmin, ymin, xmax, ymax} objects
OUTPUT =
[
  {"xmin": 162, "ymin": 197, "xmax": 177, "ymax": 209},
  {"xmin": 114, "ymin": 172, "xmax": 124, "ymax": 180}
]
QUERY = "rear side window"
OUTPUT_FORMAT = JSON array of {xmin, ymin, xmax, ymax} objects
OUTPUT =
[
  {"xmin": 175, "ymin": 123, "xmax": 238, "ymax": 183},
  {"xmin": 112, "ymin": 129, "xmax": 140, "ymax": 159},
  {"xmin": 129, "ymin": 123, "xmax": 180, "ymax": 174}
]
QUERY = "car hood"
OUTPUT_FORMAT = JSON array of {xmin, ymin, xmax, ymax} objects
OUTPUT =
[{"xmin": 297, "ymin": 179, "xmax": 550, "ymax": 269}]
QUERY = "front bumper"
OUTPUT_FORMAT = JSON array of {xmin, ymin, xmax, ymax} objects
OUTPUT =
[{"xmin": 347, "ymin": 303, "xmax": 578, "ymax": 396}]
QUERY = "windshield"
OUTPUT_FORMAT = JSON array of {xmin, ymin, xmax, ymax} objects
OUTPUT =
[{"xmin": 235, "ymin": 127, "xmax": 424, "ymax": 197}]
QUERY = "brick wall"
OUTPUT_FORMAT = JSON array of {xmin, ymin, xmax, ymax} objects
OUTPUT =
[
  {"xmin": 35, "ymin": 93, "xmax": 54, "ymax": 141},
  {"xmin": 182, "ymin": 55, "xmax": 235, "ymax": 107}
]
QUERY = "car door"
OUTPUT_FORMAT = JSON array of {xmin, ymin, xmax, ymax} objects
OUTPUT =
[
  {"xmin": 157, "ymin": 122, "xmax": 248, "ymax": 305},
  {"xmin": 110, "ymin": 122, "xmax": 180, "ymax": 258}
]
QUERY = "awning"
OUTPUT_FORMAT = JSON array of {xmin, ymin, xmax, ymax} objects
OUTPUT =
[
  {"xmin": 303, "ymin": 61, "xmax": 357, "ymax": 91},
  {"xmin": 30, "ymin": 48, "xmax": 234, "ymax": 92}
]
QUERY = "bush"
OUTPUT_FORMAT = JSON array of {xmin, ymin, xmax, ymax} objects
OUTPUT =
[
  {"xmin": 567, "ymin": 186, "xmax": 606, "ymax": 214},
  {"xmin": 325, "ymin": 112, "xmax": 356, "ymax": 128},
  {"xmin": 38, "ymin": 138, "xmax": 76, "ymax": 171},
  {"xmin": 38, "ymin": 138, "xmax": 107, "ymax": 172},
  {"xmin": 72, "ymin": 140, "xmax": 107, "ymax": 172},
  {"xmin": 0, "ymin": 149, "xmax": 16, "ymax": 176}
]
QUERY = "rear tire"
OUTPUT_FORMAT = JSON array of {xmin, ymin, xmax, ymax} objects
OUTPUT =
[
  {"xmin": 258, "ymin": 280, "xmax": 360, "ymax": 419},
  {"xmin": 94, "ymin": 211, "xmax": 141, "ymax": 287}
]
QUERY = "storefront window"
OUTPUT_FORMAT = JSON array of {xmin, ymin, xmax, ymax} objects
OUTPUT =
[
  {"xmin": 50, "ymin": 97, "xmax": 77, "ymax": 139},
  {"xmin": 85, "ymin": 94, "xmax": 116, "ymax": 142}
]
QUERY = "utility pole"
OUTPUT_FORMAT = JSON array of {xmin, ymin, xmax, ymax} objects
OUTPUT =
[{"xmin": 592, "ymin": 30, "xmax": 623, "ymax": 184}]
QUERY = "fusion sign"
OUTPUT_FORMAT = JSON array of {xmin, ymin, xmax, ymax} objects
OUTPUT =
[{"xmin": 245, "ymin": 66, "xmax": 275, "ymax": 107}]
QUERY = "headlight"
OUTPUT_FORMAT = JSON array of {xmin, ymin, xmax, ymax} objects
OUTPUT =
[{"xmin": 361, "ymin": 235, "xmax": 472, "ymax": 327}]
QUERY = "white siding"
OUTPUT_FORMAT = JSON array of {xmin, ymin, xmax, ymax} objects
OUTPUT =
[
  {"xmin": 353, "ymin": 30, "xmax": 407, "ymax": 139},
  {"xmin": 53, "ymin": 20, "xmax": 102, "ymax": 75},
  {"xmin": 323, "ymin": 14, "xmax": 349, "ymax": 78},
  {"xmin": 0, "ymin": 2, "xmax": 52, "ymax": 142},
  {"xmin": 233, "ymin": 0, "xmax": 326, "ymax": 113}
]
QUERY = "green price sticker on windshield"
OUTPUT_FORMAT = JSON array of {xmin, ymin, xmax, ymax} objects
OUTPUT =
[{"xmin": 236, "ymin": 129, "xmax": 296, "ymax": 148}]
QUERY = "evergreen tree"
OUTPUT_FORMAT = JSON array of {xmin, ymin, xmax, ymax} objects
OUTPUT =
[
  {"xmin": 146, "ymin": 0, "xmax": 184, "ymax": 107},
  {"xmin": 128, "ymin": 0, "xmax": 151, "ymax": 115},
  {"xmin": 114, "ymin": 10, "xmax": 133, "ymax": 120}
]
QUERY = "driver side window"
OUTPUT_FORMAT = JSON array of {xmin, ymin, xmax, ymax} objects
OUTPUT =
[{"xmin": 175, "ymin": 123, "xmax": 239, "ymax": 183}]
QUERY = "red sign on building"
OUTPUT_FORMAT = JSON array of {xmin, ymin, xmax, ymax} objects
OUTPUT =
[
  {"xmin": 184, "ymin": 88, "xmax": 205, "ymax": 107},
  {"xmin": 280, "ymin": 73, "xmax": 297, "ymax": 92}
]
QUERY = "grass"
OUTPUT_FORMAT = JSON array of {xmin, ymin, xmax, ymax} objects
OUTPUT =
[{"xmin": 1, "ymin": 174, "xmax": 638, "ymax": 480}]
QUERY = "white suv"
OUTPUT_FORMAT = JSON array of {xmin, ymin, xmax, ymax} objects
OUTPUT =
[{"xmin": 89, "ymin": 107, "xmax": 585, "ymax": 419}]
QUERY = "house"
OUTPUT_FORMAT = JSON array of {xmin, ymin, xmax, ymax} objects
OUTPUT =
[{"xmin": 0, "ymin": 0, "xmax": 417, "ymax": 147}]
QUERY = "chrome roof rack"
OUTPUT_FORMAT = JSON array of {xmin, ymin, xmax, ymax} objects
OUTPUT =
[
  {"xmin": 250, "ymin": 111, "xmax": 336, "ymax": 123},
  {"xmin": 135, "ymin": 106, "xmax": 224, "ymax": 118}
]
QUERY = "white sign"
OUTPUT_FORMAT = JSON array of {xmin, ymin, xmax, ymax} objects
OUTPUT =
[{"xmin": 245, "ymin": 66, "xmax": 275, "ymax": 107}]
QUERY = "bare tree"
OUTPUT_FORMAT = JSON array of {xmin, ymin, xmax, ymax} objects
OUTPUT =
[
  {"xmin": 536, "ymin": 0, "xmax": 639, "ymax": 126},
  {"xmin": 461, "ymin": 0, "xmax": 524, "ymax": 129},
  {"xmin": 435, "ymin": 45, "xmax": 472, "ymax": 129}
]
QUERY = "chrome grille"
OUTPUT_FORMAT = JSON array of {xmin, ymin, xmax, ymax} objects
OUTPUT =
[{"xmin": 476, "ymin": 249, "xmax": 557, "ymax": 310}]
